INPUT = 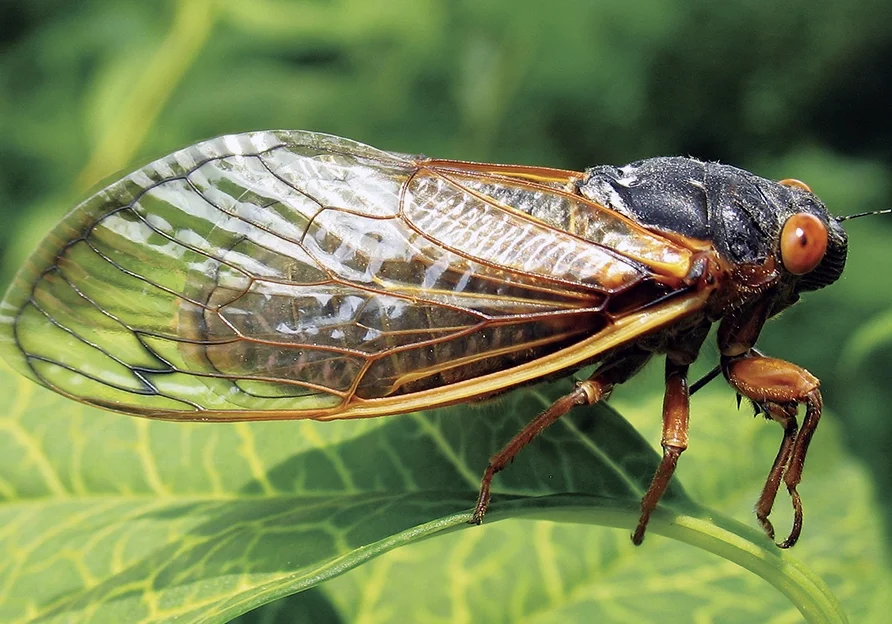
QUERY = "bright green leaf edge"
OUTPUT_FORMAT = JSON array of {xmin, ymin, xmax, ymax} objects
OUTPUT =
[
  {"xmin": 511, "ymin": 502, "xmax": 847, "ymax": 624},
  {"xmin": 188, "ymin": 499, "xmax": 848, "ymax": 624},
  {"xmin": 341, "ymin": 502, "xmax": 848, "ymax": 624}
]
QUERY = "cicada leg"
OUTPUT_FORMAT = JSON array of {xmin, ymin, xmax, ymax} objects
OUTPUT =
[
  {"xmin": 470, "ymin": 349, "xmax": 652, "ymax": 525},
  {"xmin": 748, "ymin": 401, "xmax": 798, "ymax": 541},
  {"xmin": 722, "ymin": 351, "xmax": 822, "ymax": 548},
  {"xmin": 633, "ymin": 359, "xmax": 690, "ymax": 545},
  {"xmin": 633, "ymin": 321, "xmax": 711, "ymax": 544}
]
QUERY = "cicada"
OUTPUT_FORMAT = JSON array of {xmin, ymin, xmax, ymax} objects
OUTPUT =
[{"xmin": 0, "ymin": 130, "xmax": 881, "ymax": 547}]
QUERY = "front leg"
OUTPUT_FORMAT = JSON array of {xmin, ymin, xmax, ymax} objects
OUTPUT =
[{"xmin": 722, "ymin": 351, "xmax": 822, "ymax": 547}]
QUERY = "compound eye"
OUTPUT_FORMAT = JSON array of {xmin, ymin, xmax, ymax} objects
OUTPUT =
[{"xmin": 780, "ymin": 213, "xmax": 828, "ymax": 275}]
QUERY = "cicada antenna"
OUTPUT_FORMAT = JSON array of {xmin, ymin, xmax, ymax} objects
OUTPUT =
[
  {"xmin": 836, "ymin": 208, "xmax": 892, "ymax": 222},
  {"xmin": 690, "ymin": 348, "xmax": 767, "ymax": 396},
  {"xmin": 689, "ymin": 364, "xmax": 721, "ymax": 396}
]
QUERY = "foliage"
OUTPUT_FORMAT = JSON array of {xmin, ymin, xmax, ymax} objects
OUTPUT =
[{"xmin": 1, "ymin": 372, "xmax": 889, "ymax": 622}]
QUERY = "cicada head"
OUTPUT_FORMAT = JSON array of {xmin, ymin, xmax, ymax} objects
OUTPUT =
[
  {"xmin": 696, "ymin": 164, "xmax": 849, "ymax": 298},
  {"xmin": 769, "ymin": 182, "xmax": 848, "ymax": 294}
]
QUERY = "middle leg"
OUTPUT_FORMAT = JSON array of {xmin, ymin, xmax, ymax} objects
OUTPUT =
[{"xmin": 633, "ymin": 358, "xmax": 691, "ymax": 544}]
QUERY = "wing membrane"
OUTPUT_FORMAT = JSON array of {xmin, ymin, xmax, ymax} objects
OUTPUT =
[{"xmin": 0, "ymin": 131, "xmax": 700, "ymax": 420}]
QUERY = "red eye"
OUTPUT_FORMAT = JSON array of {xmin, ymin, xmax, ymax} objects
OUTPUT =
[{"xmin": 780, "ymin": 213, "xmax": 828, "ymax": 275}]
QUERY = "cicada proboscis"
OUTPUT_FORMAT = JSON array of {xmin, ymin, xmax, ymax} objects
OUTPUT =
[{"xmin": 2, "ymin": 131, "xmax": 886, "ymax": 547}]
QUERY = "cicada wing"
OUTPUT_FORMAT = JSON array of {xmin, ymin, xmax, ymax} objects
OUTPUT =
[
  {"xmin": 0, "ymin": 131, "xmax": 703, "ymax": 421},
  {"xmin": 1, "ymin": 131, "xmax": 418, "ymax": 417}
]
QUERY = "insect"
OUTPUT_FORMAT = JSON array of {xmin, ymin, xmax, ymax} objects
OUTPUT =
[{"xmin": 0, "ymin": 130, "xmax": 885, "ymax": 547}]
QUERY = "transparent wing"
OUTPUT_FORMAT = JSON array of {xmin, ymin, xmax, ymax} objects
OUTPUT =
[{"xmin": 0, "ymin": 131, "xmax": 699, "ymax": 420}]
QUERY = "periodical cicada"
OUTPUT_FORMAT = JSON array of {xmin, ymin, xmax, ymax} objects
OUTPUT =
[{"xmin": 2, "ymin": 130, "xmax": 884, "ymax": 547}]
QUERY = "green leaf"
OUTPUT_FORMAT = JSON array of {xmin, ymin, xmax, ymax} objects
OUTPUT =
[{"xmin": 1, "ymin": 361, "xmax": 889, "ymax": 623}]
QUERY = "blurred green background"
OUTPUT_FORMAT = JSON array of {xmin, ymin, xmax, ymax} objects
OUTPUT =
[{"xmin": 0, "ymin": 0, "xmax": 890, "ymax": 620}]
